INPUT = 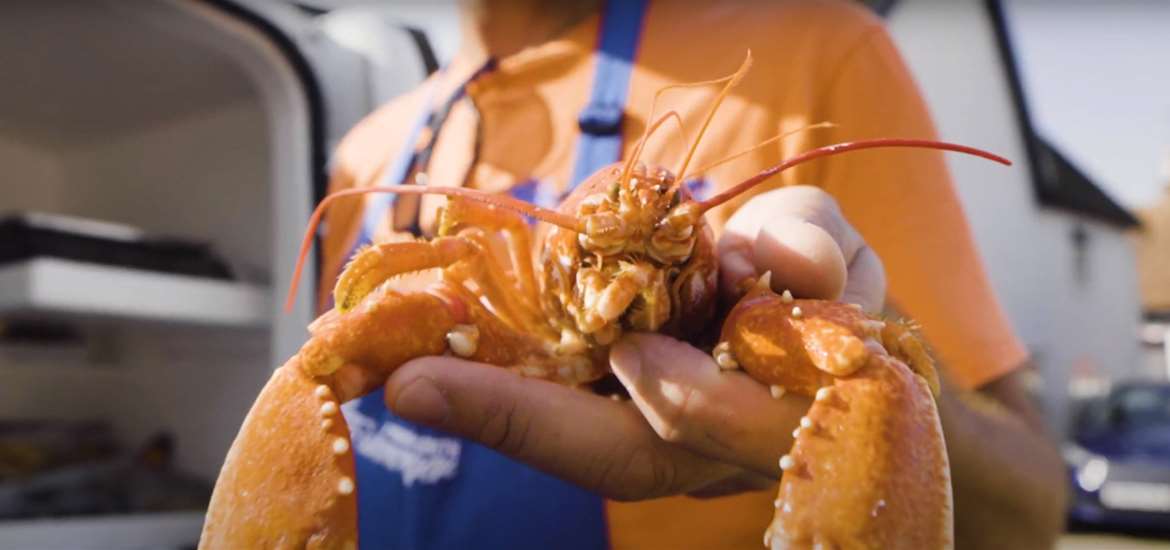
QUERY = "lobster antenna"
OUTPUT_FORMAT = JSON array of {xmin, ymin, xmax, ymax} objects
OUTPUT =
[
  {"xmin": 675, "ymin": 50, "xmax": 753, "ymax": 184},
  {"xmin": 690, "ymin": 121, "xmax": 836, "ymax": 178},
  {"xmin": 284, "ymin": 185, "xmax": 581, "ymax": 312},
  {"xmin": 697, "ymin": 138, "xmax": 1012, "ymax": 214},
  {"xmin": 619, "ymin": 110, "xmax": 687, "ymax": 184},
  {"xmin": 619, "ymin": 71, "xmax": 745, "ymax": 185}
]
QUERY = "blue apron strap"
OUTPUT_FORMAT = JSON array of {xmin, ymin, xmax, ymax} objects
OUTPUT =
[
  {"xmin": 356, "ymin": 92, "xmax": 436, "ymax": 245},
  {"xmin": 357, "ymin": 60, "xmax": 495, "ymax": 243},
  {"xmin": 569, "ymin": 0, "xmax": 650, "ymax": 188}
]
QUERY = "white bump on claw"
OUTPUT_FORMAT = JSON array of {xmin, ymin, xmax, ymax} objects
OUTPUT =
[
  {"xmin": 332, "ymin": 437, "xmax": 349, "ymax": 455},
  {"xmin": 715, "ymin": 353, "xmax": 739, "ymax": 370},
  {"xmin": 780, "ymin": 289, "xmax": 794, "ymax": 303},
  {"xmin": 320, "ymin": 401, "xmax": 338, "ymax": 416},
  {"xmin": 337, "ymin": 476, "xmax": 355, "ymax": 496},
  {"xmin": 815, "ymin": 387, "xmax": 833, "ymax": 402},
  {"xmin": 779, "ymin": 454, "xmax": 795, "ymax": 471},
  {"xmin": 790, "ymin": 306, "xmax": 803, "ymax": 318},
  {"xmin": 799, "ymin": 416, "xmax": 813, "ymax": 429},
  {"xmin": 756, "ymin": 271, "xmax": 773, "ymax": 290},
  {"xmin": 446, "ymin": 324, "xmax": 480, "ymax": 358},
  {"xmin": 769, "ymin": 385, "xmax": 785, "ymax": 399},
  {"xmin": 773, "ymin": 498, "xmax": 782, "ymax": 509},
  {"xmin": 792, "ymin": 427, "xmax": 802, "ymax": 439},
  {"xmin": 315, "ymin": 385, "xmax": 330, "ymax": 399},
  {"xmin": 713, "ymin": 341, "xmax": 739, "ymax": 370},
  {"xmin": 321, "ymin": 419, "xmax": 334, "ymax": 431}
]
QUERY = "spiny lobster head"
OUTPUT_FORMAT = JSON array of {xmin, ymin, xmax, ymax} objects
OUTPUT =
[
  {"xmin": 537, "ymin": 161, "xmax": 719, "ymax": 347},
  {"xmin": 574, "ymin": 162, "xmax": 702, "ymax": 263}
]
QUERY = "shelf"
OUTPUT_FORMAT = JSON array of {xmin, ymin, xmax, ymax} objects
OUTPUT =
[
  {"xmin": 0, "ymin": 511, "xmax": 204, "ymax": 550},
  {"xmin": 0, "ymin": 258, "xmax": 270, "ymax": 328}
]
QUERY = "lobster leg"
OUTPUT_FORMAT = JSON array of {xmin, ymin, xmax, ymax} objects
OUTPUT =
[
  {"xmin": 719, "ymin": 283, "xmax": 951, "ymax": 550},
  {"xmin": 331, "ymin": 236, "xmax": 476, "ymax": 314},
  {"xmin": 438, "ymin": 197, "xmax": 540, "ymax": 309}
]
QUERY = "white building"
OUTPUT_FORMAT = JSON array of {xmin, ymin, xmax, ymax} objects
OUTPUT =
[{"xmin": 886, "ymin": 0, "xmax": 1145, "ymax": 432}]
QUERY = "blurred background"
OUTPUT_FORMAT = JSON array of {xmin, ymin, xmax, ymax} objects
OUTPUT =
[{"xmin": 0, "ymin": 0, "xmax": 1166, "ymax": 548}]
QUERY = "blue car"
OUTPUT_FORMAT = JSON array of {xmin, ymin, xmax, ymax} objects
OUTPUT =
[{"xmin": 1066, "ymin": 383, "xmax": 1170, "ymax": 530}]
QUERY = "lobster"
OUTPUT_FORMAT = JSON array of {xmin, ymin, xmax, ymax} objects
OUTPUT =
[{"xmin": 198, "ymin": 53, "xmax": 1009, "ymax": 549}]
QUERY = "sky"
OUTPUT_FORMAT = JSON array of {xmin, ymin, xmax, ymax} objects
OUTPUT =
[{"xmin": 1003, "ymin": 0, "xmax": 1170, "ymax": 210}]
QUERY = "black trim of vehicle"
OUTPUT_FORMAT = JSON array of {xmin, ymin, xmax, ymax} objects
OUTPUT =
[
  {"xmin": 200, "ymin": 0, "xmax": 330, "ymax": 287},
  {"xmin": 404, "ymin": 26, "xmax": 440, "ymax": 76}
]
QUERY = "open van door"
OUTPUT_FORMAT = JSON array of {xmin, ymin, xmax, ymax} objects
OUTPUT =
[{"xmin": 0, "ymin": 1, "xmax": 438, "ymax": 546}]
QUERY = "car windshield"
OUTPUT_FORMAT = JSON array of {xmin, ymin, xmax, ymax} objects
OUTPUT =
[{"xmin": 1110, "ymin": 386, "xmax": 1170, "ymax": 429}]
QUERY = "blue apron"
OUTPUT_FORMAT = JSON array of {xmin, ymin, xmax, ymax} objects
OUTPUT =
[{"xmin": 332, "ymin": 1, "xmax": 649, "ymax": 548}]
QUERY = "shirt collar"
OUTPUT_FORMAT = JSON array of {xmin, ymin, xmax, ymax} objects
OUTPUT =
[{"xmin": 453, "ymin": 12, "xmax": 599, "ymax": 93}]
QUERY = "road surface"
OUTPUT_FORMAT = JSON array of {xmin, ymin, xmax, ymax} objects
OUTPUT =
[{"xmin": 1060, "ymin": 533, "xmax": 1170, "ymax": 549}]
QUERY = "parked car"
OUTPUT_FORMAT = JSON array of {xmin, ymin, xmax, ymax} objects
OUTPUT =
[{"xmin": 1066, "ymin": 382, "xmax": 1170, "ymax": 530}]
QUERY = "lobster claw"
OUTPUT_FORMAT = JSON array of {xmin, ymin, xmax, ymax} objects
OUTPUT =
[
  {"xmin": 720, "ymin": 285, "xmax": 952, "ymax": 550},
  {"xmin": 201, "ymin": 237, "xmax": 590, "ymax": 549},
  {"xmin": 768, "ymin": 356, "xmax": 952, "ymax": 549},
  {"xmin": 201, "ymin": 285, "xmax": 464, "ymax": 549},
  {"xmin": 201, "ymin": 242, "xmax": 470, "ymax": 549},
  {"xmin": 200, "ymin": 359, "xmax": 360, "ymax": 550}
]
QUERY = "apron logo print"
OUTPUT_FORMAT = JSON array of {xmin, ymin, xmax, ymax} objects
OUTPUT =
[{"xmin": 344, "ymin": 402, "xmax": 462, "ymax": 486}]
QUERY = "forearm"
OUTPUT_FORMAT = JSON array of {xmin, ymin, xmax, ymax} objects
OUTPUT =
[{"xmin": 937, "ymin": 374, "xmax": 1067, "ymax": 549}]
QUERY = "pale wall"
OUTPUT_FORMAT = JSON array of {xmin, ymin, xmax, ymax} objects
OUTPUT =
[
  {"xmin": 61, "ymin": 100, "xmax": 273, "ymax": 284},
  {"xmin": 0, "ymin": 135, "xmax": 67, "ymax": 212}
]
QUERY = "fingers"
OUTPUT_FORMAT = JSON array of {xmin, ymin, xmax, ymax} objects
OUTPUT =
[
  {"xmin": 384, "ymin": 356, "xmax": 737, "ymax": 500},
  {"xmin": 686, "ymin": 473, "xmax": 777, "ymax": 499},
  {"xmin": 842, "ymin": 245, "xmax": 886, "ymax": 313},
  {"xmin": 718, "ymin": 186, "xmax": 885, "ymax": 312},
  {"xmin": 609, "ymin": 333, "xmax": 812, "ymax": 478}
]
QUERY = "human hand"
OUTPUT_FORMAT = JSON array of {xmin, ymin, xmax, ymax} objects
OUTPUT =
[
  {"xmin": 717, "ymin": 185, "xmax": 884, "ymax": 311},
  {"xmin": 381, "ymin": 185, "xmax": 885, "ymax": 499}
]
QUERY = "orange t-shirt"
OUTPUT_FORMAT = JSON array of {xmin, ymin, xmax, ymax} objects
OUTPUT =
[{"xmin": 320, "ymin": 1, "xmax": 1027, "ymax": 548}]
